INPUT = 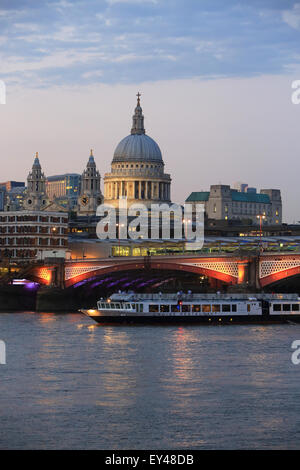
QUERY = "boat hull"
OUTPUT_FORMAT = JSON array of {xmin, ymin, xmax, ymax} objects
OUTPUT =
[{"xmin": 80, "ymin": 310, "xmax": 300, "ymax": 325}]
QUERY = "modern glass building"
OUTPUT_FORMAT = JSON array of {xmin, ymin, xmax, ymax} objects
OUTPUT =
[{"xmin": 46, "ymin": 173, "xmax": 81, "ymax": 209}]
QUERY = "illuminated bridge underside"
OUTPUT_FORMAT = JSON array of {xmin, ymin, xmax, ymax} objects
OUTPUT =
[
  {"xmin": 64, "ymin": 257, "xmax": 241, "ymax": 287},
  {"xmin": 260, "ymin": 257, "xmax": 300, "ymax": 287},
  {"xmin": 26, "ymin": 254, "xmax": 300, "ymax": 288}
]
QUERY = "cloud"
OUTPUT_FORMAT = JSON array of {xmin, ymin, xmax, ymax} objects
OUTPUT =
[
  {"xmin": 106, "ymin": 0, "xmax": 158, "ymax": 4},
  {"xmin": 1, "ymin": 1, "xmax": 300, "ymax": 89},
  {"xmin": 282, "ymin": 3, "xmax": 300, "ymax": 30}
]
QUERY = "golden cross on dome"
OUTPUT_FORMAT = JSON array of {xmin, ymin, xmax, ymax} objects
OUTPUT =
[
  {"xmin": 136, "ymin": 92, "xmax": 141, "ymax": 105},
  {"xmin": 90, "ymin": 149, "xmax": 93, "ymax": 156}
]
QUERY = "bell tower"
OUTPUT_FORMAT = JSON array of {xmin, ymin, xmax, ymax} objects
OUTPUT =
[
  {"xmin": 23, "ymin": 152, "xmax": 49, "ymax": 211},
  {"xmin": 78, "ymin": 149, "xmax": 103, "ymax": 215}
]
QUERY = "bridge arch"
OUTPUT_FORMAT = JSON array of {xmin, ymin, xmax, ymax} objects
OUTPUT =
[
  {"xmin": 260, "ymin": 265, "xmax": 300, "ymax": 287},
  {"xmin": 65, "ymin": 261, "xmax": 238, "ymax": 288}
]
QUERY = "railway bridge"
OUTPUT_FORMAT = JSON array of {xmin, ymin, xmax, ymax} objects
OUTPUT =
[{"xmin": 25, "ymin": 252, "xmax": 300, "ymax": 290}]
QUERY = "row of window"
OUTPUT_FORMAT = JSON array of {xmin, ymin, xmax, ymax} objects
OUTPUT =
[
  {"xmin": 148, "ymin": 304, "xmax": 237, "ymax": 313},
  {"xmin": 0, "ymin": 238, "xmax": 66, "ymax": 246},
  {"xmin": 116, "ymin": 164, "xmax": 160, "ymax": 169},
  {"xmin": 0, "ymin": 227, "xmax": 67, "ymax": 234},
  {"xmin": 272, "ymin": 304, "xmax": 300, "ymax": 311},
  {"xmin": 0, "ymin": 216, "xmax": 68, "ymax": 223}
]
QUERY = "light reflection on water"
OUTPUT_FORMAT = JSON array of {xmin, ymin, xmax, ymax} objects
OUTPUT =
[{"xmin": 1, "ymin": 312, "xmax": 300, "ymax": 449}]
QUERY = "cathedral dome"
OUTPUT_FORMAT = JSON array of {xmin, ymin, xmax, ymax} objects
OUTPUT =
[
  {"xmin": 112, "ymin": 92, "xmax": 163, "ymax": 164},
  {"xmin": 113, "ymin": 133, "xmax": 162, "ymax": 163}
]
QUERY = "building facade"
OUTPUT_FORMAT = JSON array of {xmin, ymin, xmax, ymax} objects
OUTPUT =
[
  {"xmin": 46, "ymin": 173, "xmax": 81, "ymax": 210},
  {"xmin": 0, "ymin": 181, "xmax": 25, "ymax": 192},
  {"xmin": 0, "ymin": 188, "xmax": 5, "ymax": 211},
  {"xmin": 5, "ymin": 186, "xmax": 26, "ymax": 211},
  {"xmin": 186, "ymin": 185, "xmax": 282, "ymax": 225},
  {"xmin": 0, "ymin": 211, "xmax": 68, "ymax": 260},
  {"xmin": 104, "ymin": 94, "xmax": 171, "ymax": 209}
]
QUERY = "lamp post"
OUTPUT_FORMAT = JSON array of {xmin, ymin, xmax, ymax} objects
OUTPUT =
[{"xmin": 256, "ymin": 214, "xmax": 266, "ymax": 252}]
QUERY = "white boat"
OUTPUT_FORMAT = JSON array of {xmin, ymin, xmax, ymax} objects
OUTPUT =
[{"xmin": 80, "ymin": 292, "xmax": 300, "ymax": 324}]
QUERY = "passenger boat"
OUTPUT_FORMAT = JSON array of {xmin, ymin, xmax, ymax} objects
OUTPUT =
[{"xmin": 80, "ymin": 292, "xmax": 300, "ymax": 324}]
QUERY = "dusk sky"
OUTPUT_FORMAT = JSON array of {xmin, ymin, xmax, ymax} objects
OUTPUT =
[{"xmin": 1, "ymin": 0, "xmax": 300, "ymax": 221}]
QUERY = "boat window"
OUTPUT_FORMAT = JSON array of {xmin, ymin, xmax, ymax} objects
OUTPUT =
[
  {"xmin": 283, "ymin": 304, "xmax": 291, "ymax": 311},
  {"xmin": 132, "ymin": 304, "xmax": 136, "ymax": 310},
  {"xmin": 171, "ymin": 304, "xmax": 180, "ymax": 312},
  {"xmin": 212, "ymin": 304, "xmax": 220, "ymax": 313},
  {"xmin": 247, "ymin": 304, "xmax": 251, "ymax": 312},
  {"xmin": 140, "ymin": 303, "xmax": 143, "ymax": 313},
  {"xmin": 149, "ymin": 304, "xmax": 159, "ymax": 313},
  {"xmin": 273, "ymin": 304, "xmax": 281, "ymax": 311},
  {"xmin": 292, "ymin": 304, "xmax": 300, "ymax": 311},
  {"xmin": 160, "ymin": 305, "xmax": 170, "ymax": 313},
  {"xmin": 115, "ymin": 303, "xmax": 121, "ymax": 309},
  {"xmin": 192, "ymin": 305, "xmax": 201, "ymax": 312},
  {"xmin": 125, "ymin": 303, "xmax": 131, "ymax": 309},
  {"xmin": 232, "ymin": 304, "xmax": 237, "ymax": 312},
  {"xmin": 105, "ymin": 303, "xmax": 111, "ymax": 309},
  {"xmin": 202, "ymin": 304, "xmax": 211, "ymax": 313},
  {"xmin": 182, "ymin": 304, "xmax": 190, "ymax": 312},
  {"xmin": 222, "ymin": 304, "xmax": 230, "ymax": 312}
]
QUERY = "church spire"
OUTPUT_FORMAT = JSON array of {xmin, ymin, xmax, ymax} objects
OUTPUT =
[
  {"xmin": 33, "ymin": 151, "xmax": 41, "ymax": 168},
  {"xmin": 131, "ymin": 92, "xmax": 145, "ymax": 135}
]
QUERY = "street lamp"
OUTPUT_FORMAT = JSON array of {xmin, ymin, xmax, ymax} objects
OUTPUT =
[{"xmin": 256, "ymin": 214, "xmax": 266, "ymax": 252}]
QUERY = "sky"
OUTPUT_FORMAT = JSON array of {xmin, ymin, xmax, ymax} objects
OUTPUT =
[{"xmin": 0, "ymin": 0, "xmax": 300, "ymax": 221}]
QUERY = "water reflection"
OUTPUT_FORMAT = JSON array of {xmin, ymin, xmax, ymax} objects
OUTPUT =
[{"xmin": 1, "ymin": 314, "xmax": 300, "ymax": 449}]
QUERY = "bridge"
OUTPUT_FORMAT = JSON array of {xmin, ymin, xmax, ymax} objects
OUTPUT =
[{"xmin": 24, "ymin": 252, "xmax": 300, "ymax": 290}]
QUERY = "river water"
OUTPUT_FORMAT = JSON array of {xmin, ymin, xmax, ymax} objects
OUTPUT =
[{"xmin": 0, "ymin": 312, "xmax": 300, "ymax": 449}]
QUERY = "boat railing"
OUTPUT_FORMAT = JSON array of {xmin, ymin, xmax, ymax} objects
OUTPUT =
[{"xmin": 109, "ymin": 292, "xmax": 299, "ymax": 302}]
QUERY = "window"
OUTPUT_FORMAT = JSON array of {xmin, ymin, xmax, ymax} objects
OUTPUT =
[
  {"xmin": 202, "ymin": 304, "xmax": 211, "ymax": 313},
  {"xmin": 292, "ymin": 304, "xmax": 300, "ymax": 311},
  {"xmin": 149, "ymin": 304, "xmax": 159, "ymax": 313},
  {"xmin": 212, "ymin": 304, "xmax": 220, "ymax": 313},
  {"xmin": 232, "ymin": 304, "xmax": 237, "ymax": 312},
  {"xmin": 182, "ymin": 304, "xmax": 190, "ymax": 312},
  {"xmin": 283, "ymin": 304, "xmax": 291, "ymax": 311},
  {"xmin": 273, "ymin": 304, "xmax": 281, "ymax": 312},
  {"xmin": 222, "ymin": 304, "xmax": 231, "ymax": 312},
  {"xmin": 171, "ymin": 304, "xmax": 180, "ymax": 312},
  {"xmin": 160, "ymin": 305, "xmax": 170, "ymax": 313},
  {"xmin": 247, "ymin": 304, "xmax": 250, "ymax": 312},
  {"xmin": 192, "ymin": 305, "xmax": 201, "ymax": 312}
]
